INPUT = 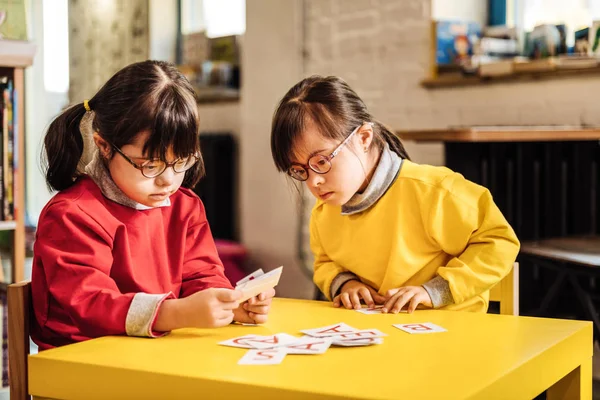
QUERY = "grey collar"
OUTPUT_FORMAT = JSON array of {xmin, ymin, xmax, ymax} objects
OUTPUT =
[
  {"xmin": 84, "ymin": 151, "xmax": 171, "ymax": 210},
  {"xmin": 341, "ymin": 143, "xmax": 402, "ymax": 215}
]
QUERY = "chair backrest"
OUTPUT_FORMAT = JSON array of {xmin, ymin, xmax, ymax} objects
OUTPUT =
[
  {"xmin": 489, "ymin": 262, "xmax": 519, "ymax": 316},
  {"xmin": 8, "ymin": 281, "xmax": 31, "ymax": 400}
]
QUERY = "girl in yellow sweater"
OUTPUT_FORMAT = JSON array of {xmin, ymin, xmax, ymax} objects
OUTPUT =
[{"xmin": 270, "ymin": 76, "xmax": 520, "ymax": 313}]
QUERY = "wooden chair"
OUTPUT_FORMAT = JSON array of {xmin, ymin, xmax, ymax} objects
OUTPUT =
[
  {"xmin": 490, "ymin": 262, "xmax": 519, "ymax": 316},
  {"xmin": 8, "ymin": 281, "xmax": 31, "ymax": 400}
]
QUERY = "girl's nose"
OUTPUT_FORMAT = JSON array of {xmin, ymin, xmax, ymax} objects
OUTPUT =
[
  {"xmin": 307, "ymin": 169, "xmax": 325, "ymax": 188},
  {"xmin": 155, "ymin": 166, "xmax": 175, "ymax": 186}
]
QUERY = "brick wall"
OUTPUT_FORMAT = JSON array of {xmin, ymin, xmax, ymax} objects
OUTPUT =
[{"xmin": 304, "ymin": 0, "xmax": 600, "ymax": 165}]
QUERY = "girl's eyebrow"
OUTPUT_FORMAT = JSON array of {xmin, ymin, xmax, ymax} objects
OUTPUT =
[
  {"xmin": 291, "ymin": 148, "xmax": 326, "ymax": 165},
  {"xmin": 308, "ymin": 148, "xmax": 327, "ymax": 158}
]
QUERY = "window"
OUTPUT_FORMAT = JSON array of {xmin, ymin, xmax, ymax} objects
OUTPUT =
[
  {"xmin": 42, "ymin": 0, "xmax": 69, "ymax": 93},
  {"xmin": 180, "ymin": 0, "xmax": 245, "ymax": 38},
  {"xmin": 513, "ymin": 0, "xmax": 600, "ymax": 47}
]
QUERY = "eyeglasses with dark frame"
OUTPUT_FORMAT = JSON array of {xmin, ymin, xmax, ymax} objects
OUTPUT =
[
  {"xmin": 287, "ymin": 123, "xmax": 369, "ymax": 182},
  {"xmin": 110, "ymin": 144, "xmax": 199, "ymax": 178}
]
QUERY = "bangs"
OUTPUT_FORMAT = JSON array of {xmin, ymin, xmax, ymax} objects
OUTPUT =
[
  {"xmin": 271, "ymin": 101, "xmax": 349, "ymax": 172},
  {"xmin": 142, "ymin": 85, "xmax": 200, "ymax": 161},
  {"xmin": 113, "ymin": 82, "xmax": 205, "ymax": 188}
]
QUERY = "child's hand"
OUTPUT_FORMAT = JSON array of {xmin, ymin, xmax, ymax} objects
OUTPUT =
[
  {"xmin": 381, "ymin": 286, "xmax": 432, "ymax": 314},
  {"xmin": 181, "ymin": 288, "xmax": 242, "ymax": 328},
  {"xmin": 233, "ymin": 288, "xmax": 276, "ymax": 324},
  {"xmin": 333, "ymin": 280, "xmax": 386, "ymax": 310}
]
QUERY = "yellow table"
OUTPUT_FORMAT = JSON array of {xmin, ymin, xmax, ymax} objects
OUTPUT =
[{"xmin": 29, "ymin": 298, "xmax": 593, "ymax": 400}]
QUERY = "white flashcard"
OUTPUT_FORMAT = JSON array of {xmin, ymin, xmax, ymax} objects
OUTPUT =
[
  {"xmin": 329, "ymin": 329, "xmax": 387, "ymax": 340},
  {"xmin": 282, "ymin": 337, "xmax": 333, "ymax": 355},
  {"xmin": 355, "ymin": 306, "xmax": 385, "ymax": 315},
  {"xmin": 235, "ymin": 268, "xmax": 265, "ymax": 287},
  {"xmin": 331, "ymin": 337, "xmax": 384, "ymax": 347},
  {"xmin": 300, "ymin": 323, "xmax": 360, "ymax": 338},
  {"xmin": 238, "ymin": 349, "xmax": 286, "ymax": 365},
  {"xmin": 236, "ymin": 266, "xmax": 283, "ymax": 302},
  {"xmin": 393, "ymin": 322, "xmax": 447, "ymax": 334},
  {"xmin": 219, "ymin": 334, "xmax": 260, "ymax": 349}
]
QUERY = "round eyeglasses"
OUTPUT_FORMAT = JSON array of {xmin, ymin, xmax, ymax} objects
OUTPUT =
[
  {"xmin": 287, "ymin": 123, "xmax": 365, "ymax": 182},
  {"xmin": 111, "ymin": 144, "xmax": 199, "ymax": 178}
]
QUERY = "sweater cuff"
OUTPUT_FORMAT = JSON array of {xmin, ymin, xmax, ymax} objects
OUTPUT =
[
  {"xmin": 422, "ymin": 276, "xmax": 454, "ymax": 309},
  {"xmin": 126, "ymin": 292, "xmax": 175, "ymax": 338},
  {"xmin": 330, "ymin": 272, "xmax": 359, "ymax": 299}
]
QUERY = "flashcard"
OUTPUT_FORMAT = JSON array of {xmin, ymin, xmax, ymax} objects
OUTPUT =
[
  {"xmin": 393, "ymin": 322, "xmax": 447, "ymax": 334},
  {"xmin": 219, "ymin": 334, "xmax": 260, "ymax": 349},
  {"xmin": 283, "ymin": 337, "xmax": 333, "ymax": 354},
  {"xmin": 331, "ymin": 337, "xmax": 384, "ymax": 347},
  {"xmin": 330, "ymin": 329, "xmax": 387, "ymax": 340},
  {"xmin": 355, "ymin": 306, "xmax": 384, "ymax": 315},
  {"xmin": 238, "ymin": 349, "xmax": 286, "ymax": 365},
  {"xmin": 236, "ymin": 266, "xmax": 283, "ymax": 303},
  {"xmin": 300, "ymin": 323, "xmax": 360, "ymax": 338},
  {"xmin": 236, "ymin": 268, "xmax": 265, "ymax": 287},
  {"xmin": 219, "ymin": 333, "xmax": 300, "ymax": 349}
]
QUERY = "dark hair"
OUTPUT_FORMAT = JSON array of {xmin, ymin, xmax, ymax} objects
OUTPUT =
[
  {"xmin": 270, "ymin": 75, "xmax": 409, "ymax": 173},
  {"xmin": 43, "ymin": 60, "xmax": 204, "ymax": 191}
]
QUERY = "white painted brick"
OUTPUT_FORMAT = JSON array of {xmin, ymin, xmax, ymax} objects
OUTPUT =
[
  {"xmin": 405, "ymin": 106, "xmax": 461, "ymax": 129},
  {"xmin": 381, "ymin": 1, "xmax": 428, "ymax": 23},
  {"xmin": 403, "ymin": 141, "xmax": 445, "ymax": 166},
  {"xmin": 306, "ymin": 0, "xmax": 334, "ymax": 19},
  {"xmin": 581, "ymin": 107, "xmax": 600, "ymax": 126},
  {"xmin": 338, "ymin": 33, "xmax": 377, "ymax": 58},
  {"xmin": 334, "ymin": 0, "xmax": 379, "ymax": 15},
  {"xmin": 303, "ymin": 0, "xmax": 600, "ymax": 133},
  {"xmin": 515, "ymin": 104, "xmax": 581, "ymax": 126},
  {"xmin": 458, "ymin": 106, "xmax": 520, "ymax": 127},
  {"xmin": 335, "ymin": 13, "xmax": 377, "ymax": 36}
]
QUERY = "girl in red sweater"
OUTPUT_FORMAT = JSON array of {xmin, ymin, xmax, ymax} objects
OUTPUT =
[{"xmin": 31, "ymin": 60, "xmax": 274, "ymax": 350}]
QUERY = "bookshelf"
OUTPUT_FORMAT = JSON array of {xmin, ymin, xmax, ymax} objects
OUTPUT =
[
  {"xmin": 421, "ymin": 65, "xmax": 600, "ymax": 89},
  {"xmin": 0, "ymin": 41, "xmax": 34, "ymax": 284}
]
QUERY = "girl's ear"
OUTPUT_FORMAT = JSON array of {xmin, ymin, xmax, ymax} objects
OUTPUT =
[
  {"xmin": 356, "ymin": 122, "xmax": 374, "ymax": 153},
  {"xmin": 93, "ymin": 132, "xmax": 112, "ymax": 158}
]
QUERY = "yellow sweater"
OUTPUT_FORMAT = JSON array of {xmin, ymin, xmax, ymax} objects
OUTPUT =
[{"xmin": 310, "ymin": 160, "xmax": 520, "ymax": 312}]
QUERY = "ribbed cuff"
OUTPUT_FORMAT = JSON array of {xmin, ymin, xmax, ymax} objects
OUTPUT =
[
  {"xmin": 126, "ymin": 292, "xmax": 174, "ymax": 337},
  {"xmin": 330, "ymin": 272, "xmax": 359, "ymax": 299},
  {"xmin": 422, "ymin": 276, "xmax": 454, "ymax": 309}
]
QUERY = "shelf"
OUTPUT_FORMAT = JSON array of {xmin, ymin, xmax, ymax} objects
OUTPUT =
[
  {"xmin": 195, "ymin": 86, "xmax": 240, "ymax": 104},
  {"xmin": 397, "ymin": 126, "xmax": 600, "ymax": 143},
  {"xmin": 421, "ymin": 65, "xmax": 600, "ymax": 89},
  {"xmin": 0, "ymin": 41, "xmax": 35, "ymax": 68},
  {"xmin": 0, "ymin": 221, "xmax": 16, "ymax": 231}
]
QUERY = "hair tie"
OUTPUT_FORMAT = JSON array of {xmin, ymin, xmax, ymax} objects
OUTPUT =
[{"xmin": 83, "ymin": 99, "xmax": 91, "ymax": 112}]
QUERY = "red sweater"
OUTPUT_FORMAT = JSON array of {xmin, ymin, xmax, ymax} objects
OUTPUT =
[{"xmin": 31, "ymin": 177, "xmax": 233, "ymax": 350}]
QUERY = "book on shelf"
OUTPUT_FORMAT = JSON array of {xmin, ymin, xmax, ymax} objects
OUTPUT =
[
  {"xmin": 0, "ymin": 74, "xmax": 16, "ymax": 222},
  {"xmin": 0, "ymin": 291, "xmax": 7, "ymax": 388},
  {"xmin": 429, "ymin": 19, "xmax": 482, "ymax": 78}
]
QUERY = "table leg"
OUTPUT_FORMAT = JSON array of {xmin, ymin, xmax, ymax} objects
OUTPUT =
[{"xmin": 546, "ymin": 357, "xmax": 592, "ymax": 400}]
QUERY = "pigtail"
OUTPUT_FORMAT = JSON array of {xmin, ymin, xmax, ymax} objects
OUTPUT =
[
  {"xmin": 374, "ymin": 121, "xmax": 410, "ymax": 161},
  {"xmin": 43, "ymin": 103, "xmax": 88, "ymax": 191}
]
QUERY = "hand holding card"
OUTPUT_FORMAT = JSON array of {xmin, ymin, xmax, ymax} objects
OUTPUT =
[
  {"xmin": 232, "ymin": 267, "xmax": 282, "ymax": 324},
  {"xmin": 235, "ymin": 266, "xmax": 283, "ymax": 303}
]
